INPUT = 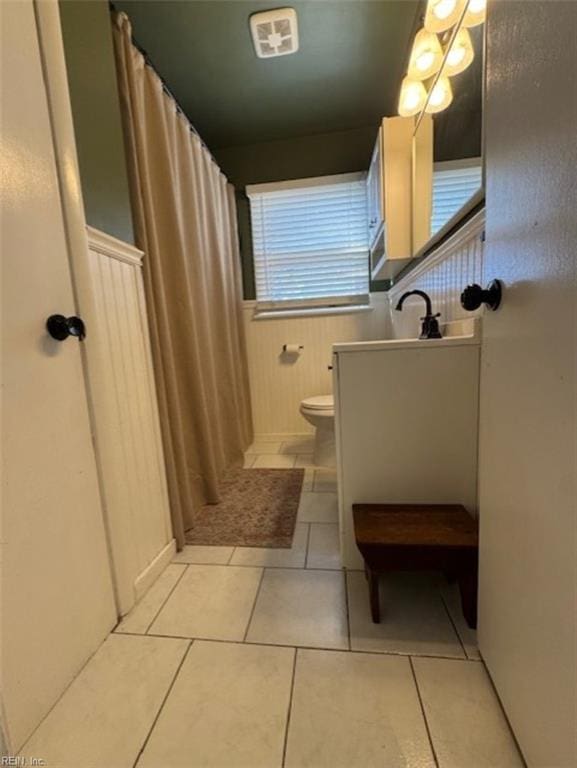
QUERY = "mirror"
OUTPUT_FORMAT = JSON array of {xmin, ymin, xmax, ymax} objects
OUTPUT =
[{"xmin": 412, "ymin": 19, "xmax": 485, "ymax": 255}]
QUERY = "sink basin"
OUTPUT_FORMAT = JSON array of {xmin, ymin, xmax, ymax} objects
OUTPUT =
[{"xmin": 333, "ymin": 318, "xmax": 480, "ymax": 353}]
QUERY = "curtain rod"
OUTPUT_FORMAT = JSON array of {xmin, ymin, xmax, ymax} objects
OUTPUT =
[{"xmin": 108, "ymin": 1, "xmax": 226, "ymax": 178}]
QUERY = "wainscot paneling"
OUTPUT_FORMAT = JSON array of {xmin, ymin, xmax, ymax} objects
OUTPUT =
[
  {"xmin": 86, "ymin": 226, "xmax": 174, "ymax": 615},
  {"xmin": 388, "ymin": 210, "xmax": 485, "ymax": 339},
  {"xmin": 243, "ymin": 295, "xmax": 390, "ymax": 435}
]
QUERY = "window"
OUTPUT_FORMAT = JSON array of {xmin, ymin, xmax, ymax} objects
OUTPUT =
[
  {"xmin": 247, "ymin": 173, "xmax": 369, "ymax": 312},
  {"xmin": 431, "ymin": 159, "xmax": 483, "ymax": 235}
]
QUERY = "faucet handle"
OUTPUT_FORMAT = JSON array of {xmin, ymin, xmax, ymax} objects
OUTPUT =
[{"xmin": 419, "ymin": 313, "xmax": 442, "ymax": 340}]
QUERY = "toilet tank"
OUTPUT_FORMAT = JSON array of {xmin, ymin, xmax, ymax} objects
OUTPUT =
[{"xmin": 333, "ymin": 332, "xmax": 480, "ymax": 569}]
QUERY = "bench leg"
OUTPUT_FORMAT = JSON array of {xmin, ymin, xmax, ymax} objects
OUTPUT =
[
  {"xmin": 458, "ymin": 567, "xmax": 478, "ymax": 629},
  {"xmin": 367, "ymin": 569, "xmax": 380, "ymax": 623}
]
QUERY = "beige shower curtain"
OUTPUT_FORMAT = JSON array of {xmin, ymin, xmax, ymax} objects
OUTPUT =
[{"xmin": 113, "ymin": 12, "xmax": 253, "ymax": 548}]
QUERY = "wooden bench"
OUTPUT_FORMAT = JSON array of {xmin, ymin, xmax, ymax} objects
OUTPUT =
[{"xmin": 353, "ymin": 503, "xmax": 479, "ymax": 628}]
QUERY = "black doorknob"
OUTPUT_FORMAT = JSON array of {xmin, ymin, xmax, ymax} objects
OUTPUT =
[
  {"xmin": 460, "ymin": 280, "xmax": 502, "ymax": 312},
  {"xmin": 46, "ymin": 314, "xmax": 86, "ymax": 341}
]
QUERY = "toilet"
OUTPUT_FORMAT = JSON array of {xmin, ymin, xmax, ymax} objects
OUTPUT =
[{"xmin": 299, "ymin": 395, "xmax": 335, "ymax": 468}]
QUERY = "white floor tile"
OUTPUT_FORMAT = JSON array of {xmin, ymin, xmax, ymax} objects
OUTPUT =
[
  {"xmin": 280, "ymin": 436, "xmax": 315, "ymax": 455},
  {"xmin": 347, "ymin": 571, "xmax": 465, "ymax": 658},
  {"xmin": 19, "ymin": 634, "xmax": 188, "ymax": 768},
  {"xmin": 314, "ymin": 469, "xmax": 338, "ymax": 492},
  {"xmin": 230, "ymin": 523, "xmax": 308, "ymax": 568},
  {"xmin": 297, "ymin": 492, "xmax": 338, "ymax": 523},
  {"xmin": 440, "ymin": 581, "xmax": 480, "ymax": 660},
  {"xmin": 285, "ymin": 649, "xmax": 435, "ymax": 768},
  {"xmin": 294, "ymin": 454, "xmax": 316, "ymax": 468},
  {"xmin": 252, "ymin": 454, "xmax": 297, "ymax": 469},
  {"xmin": 307, "ymin": 524, "xmax": 341, "ymax": 570},
  {"xmin": 246, "ymin": 569, "xmax": 348, "ymax": 650},
  {"xmin": 413, "ymin": 657, "xmax": 524, "ymax": 768},
  {"xmin": 149, "ymin": 565, "xmax": 262, "ymax": 641},
  {"xmin": 172, "ymin": 545, "xmax": 234, "ymax": 565},
  {"xmin": 246, "ymin": 441, "xmax": 283, "ymax": 455},
  {"xmin": 116, "ymin": 564, "xmax": 187, "ymax": 635},
  {"xmin": 137, "ymin": 641, "xmax": 294, "ymax": 768}
]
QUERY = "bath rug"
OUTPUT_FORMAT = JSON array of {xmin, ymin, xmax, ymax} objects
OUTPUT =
[{"xmin": 184, "ymin": 468, "xmax": 304, "ymax": 548}]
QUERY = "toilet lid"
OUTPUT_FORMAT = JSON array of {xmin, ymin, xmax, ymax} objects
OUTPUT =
[{"xmin": 301, "ymin": 395, "xmax": 334, "ymax": 411}]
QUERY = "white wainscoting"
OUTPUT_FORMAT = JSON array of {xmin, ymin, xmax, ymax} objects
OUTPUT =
[
  {"xmin": 388, "ymin": 210, "xmax": 485, "ymax": 339},
  {"xmin": 243, "ymin": 295, "xmax": 390, "ymax": 435},
  {"xmin": 86, "ymin": 227, "xmax": 174, "ymax": 615}
]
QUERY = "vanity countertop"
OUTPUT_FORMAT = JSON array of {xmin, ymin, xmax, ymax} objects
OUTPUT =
[{"xmin": 333, "ymin": 319, "xmax": 481, "ymax": 353}]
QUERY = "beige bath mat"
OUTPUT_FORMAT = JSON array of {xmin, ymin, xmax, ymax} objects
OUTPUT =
[{"xmin": 184, "ymin": 468, "xmax": 304, "ymax": 548}]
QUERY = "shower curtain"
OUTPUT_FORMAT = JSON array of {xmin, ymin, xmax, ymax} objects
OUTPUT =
[{"xmin": 113, "ymin": 12, "xmax": 253, "ymax": 548}]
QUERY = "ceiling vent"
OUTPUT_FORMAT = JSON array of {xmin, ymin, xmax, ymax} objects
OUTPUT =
[{"xmin": 250, "ymin": 8, "xmax": 299, "ymax": 59}]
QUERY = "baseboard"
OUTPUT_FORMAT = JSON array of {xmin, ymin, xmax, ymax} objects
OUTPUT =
[
  {"xmin": 133, "ymin": 539, "xmax": 176, "ymax": 604},
  {"xmin": 254, "ymin": 432, "xmax": 312, "ymax": 441}
]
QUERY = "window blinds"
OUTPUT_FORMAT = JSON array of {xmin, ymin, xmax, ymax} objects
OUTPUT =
[
  {"xmin": 431, "ymin": 161, "xmax": 483, "ymax": 235},
  {"xmin": 247, "ymin": 173, "xmax": 369, "ymax": 310}
]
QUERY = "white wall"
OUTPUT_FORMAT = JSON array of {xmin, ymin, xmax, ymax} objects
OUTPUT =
[
  {"xmin": 388, "ymin": 212, "xmax": 484, "ymax": 339},
  {"xmin": 86, "ymin": 228, "xmax": 174, "ymax": 615},
  {"xmin": 244, "ymin": 295, "xmax": 389, "ymax": 435}
]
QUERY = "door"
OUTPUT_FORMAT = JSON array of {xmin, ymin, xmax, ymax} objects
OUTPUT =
[
  {"xmin": 1, "ymin": 0, "xmax": 116, "ymax": 751},
  {"xmin": 367, "ymin": 132, "xmax": 382, "ymax": 253},
  {"xmin": 478, "ymin": 3, "xmax": 577, "ymax": 767}
]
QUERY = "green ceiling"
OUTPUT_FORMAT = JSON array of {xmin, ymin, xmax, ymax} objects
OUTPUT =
[{"xmin": 114, "ymin": 0, "xmax": 422, "ymax": 149}]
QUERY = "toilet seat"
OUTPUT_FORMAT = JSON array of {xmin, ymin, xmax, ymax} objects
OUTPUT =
[{"xmin": 301, "ymin": 395, "xmax": 334, "ymax": 412}]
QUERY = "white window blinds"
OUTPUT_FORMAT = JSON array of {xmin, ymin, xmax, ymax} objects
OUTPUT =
[
  {"xmin": 247, "ymin": 173, "xmax": 369, "ymax": 310},
  {"xmin": 431, "ymin": 160, "xmax": 483, "ymax": 235}
]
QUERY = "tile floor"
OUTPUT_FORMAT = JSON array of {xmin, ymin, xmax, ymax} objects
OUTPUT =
[{"xmin": 19, "ymin": 436, "xmax": 524, "ymax": 768}]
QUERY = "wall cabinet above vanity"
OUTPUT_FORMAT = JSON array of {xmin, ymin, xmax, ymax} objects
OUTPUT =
[{"xmin": 367, "ymin": 116, "xmax": 414, "ymax": 281}]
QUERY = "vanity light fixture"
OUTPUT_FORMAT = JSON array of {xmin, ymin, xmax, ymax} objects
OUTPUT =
[
  {"xmin": 424, "ymin": 0, "xmax": 466, "ymax": 34},
  {"xmin": 398, "ymin": 76, "xmax": 428, "ymax": 117},
  {"xmin": 408, "ymin": 28, "xmax": 444, "ymax": 80},
  {"xmin": 425, "ymin": 76, "xmax": 453, "ymax": 113},
  {"xmin": 463, "ymin": 0, "xmax": 487, "ymax": 28},
  {"xmin": 398, "ymin": 0, "xmax": 484, "ymax": 118},
  {"xmin": 444, "ymin": 27, "xmax": 474, "ymax": 76}
]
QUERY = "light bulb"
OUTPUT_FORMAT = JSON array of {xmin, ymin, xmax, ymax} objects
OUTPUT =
[
  {"xmin": 444, "ymin": 27, "xmax": 474, "ymax": 76},
  {"xmin": 463, "ymin": 0, "xmax": 486, "ymax": 27},
  {"xmin": 398, "ymin": 77, "xmax": 427, "ymax": 117},
  {"xmin": 425, "ymin": 76, "xmax": 453, "ymax": 113},
  {"xmin": 408, "ymin": 29, "xmax": 444, "ymax": 81},
  {"xmin": 434, "ymin": 0, "xmax": 457, "ymax": 19},
  {"xmin": 447, "ymin": 46, "xmax": 465, "ymax": 67},
  {"xmin": 416, "ymin": 50, "xmax": 435, "ymax": 72},
  {"xmin": 424, "ymin": 0, "xmax": 466, "ymax": 33}
]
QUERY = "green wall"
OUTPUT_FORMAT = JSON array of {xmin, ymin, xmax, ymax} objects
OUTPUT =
[
  {"xmin": 59, "ymin": 0, "xmax": 134, "ymax": 244},
  {"xmin": 215, "ymin": 126, "xmax": 389, "ymax": 298}
]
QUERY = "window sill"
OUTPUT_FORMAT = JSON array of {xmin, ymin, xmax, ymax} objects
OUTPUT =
[{"xmin": 251, "ymin": 304, "xmax": 374, "ymax": 320}]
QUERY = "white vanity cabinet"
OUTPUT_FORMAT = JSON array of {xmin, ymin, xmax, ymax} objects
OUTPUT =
[
  {"xmin": 332, "ymin": 333, "xmax": 480, "ymax": 569},
  {"xmin": 367, "ymin": 116, "xmax": 414, "ymax": 281}
]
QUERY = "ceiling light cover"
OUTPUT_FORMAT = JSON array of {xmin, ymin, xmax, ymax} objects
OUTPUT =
[
  {"xmin": 398, "ymin": 77, "xmax": 428, "ymax": 117},
  {"xmin": 444, "ymin": 27, "xmax": 475, "ymax": 76},
  {"xmin": 463, "ymin": 0, "xmax": 487, "ymax": 27},
  {"xmin": 424, "ymin": 0, "xmax": 466, "ymax": 33},
  {"xmin": 250, "ymin": 8, "xmax": 299, "ymax": 59},
  {"xmin": 408, "ymin": 29, "xmax": 444, "ymax": 80},
  {"xmin": 425, "ymin": 76, "xmax": 454, "ymax": 113}
]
